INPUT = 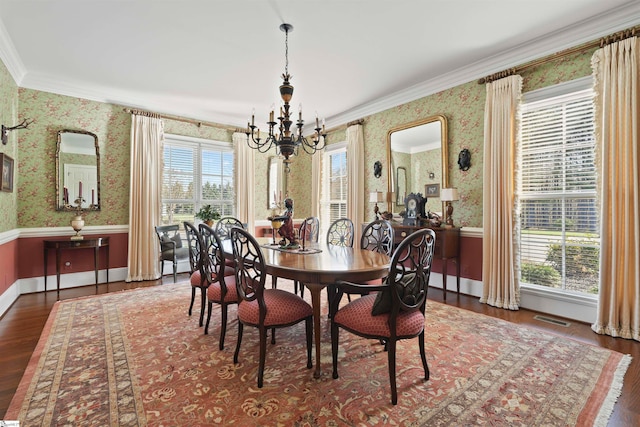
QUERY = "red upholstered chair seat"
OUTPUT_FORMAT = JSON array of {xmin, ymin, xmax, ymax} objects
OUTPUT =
[
  {"xmin": 190, "ymin": 270, "xmax": 203, "ymax": 286},
  {"xmin": 206, "ymin": 275, "xmax": 239, "ymax": 303},
  {"xmin": 333, "ymin": 294, "xmax": 425, "ymax": 337},
  {"xmin": 237, "ymin": 289, "xmax": 313, "ymax": 327},
  {"xmin": 191, "ymin": 269, "xmax": 234, "ymax": 289}
]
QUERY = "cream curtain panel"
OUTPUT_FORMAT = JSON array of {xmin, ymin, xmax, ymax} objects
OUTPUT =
[
  {"xmin": 480, "ymin": 75, "xmax": 522, "ymax": 310},
  {"xmin": 346, "ymin": 124, "xmax": 365, "ymax": 244},
  {"xmin": 591, "ymin": 37, "xmax": 640, "ymax": 341},
  {"xmin": 234, "ymin": 132, "xmax": 255, "ymax": 233},
  {"xmin": 126, "ymin": 114, "xmax": 164, "ymax": 282}
]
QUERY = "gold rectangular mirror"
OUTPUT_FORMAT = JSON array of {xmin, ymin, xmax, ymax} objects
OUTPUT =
[{"xmin": 387, "ymin": 115, "xmax": 448, "ymax": 215}]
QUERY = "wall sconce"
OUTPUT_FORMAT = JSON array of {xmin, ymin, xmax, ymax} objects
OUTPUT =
[
  {"xmin": 369, "ymin": 191, "xmax": 384, "ymax": 220},
  {"xmin": 373, "ymin": 160, "xmax": 382, "ymax": 178},
  {"xmin": 2, "ymin": 118, "xmax": 34, "ymax": 145},
  {"xmin": 440, "ymin": 188, "xmax": 459, "ymax": 227}
]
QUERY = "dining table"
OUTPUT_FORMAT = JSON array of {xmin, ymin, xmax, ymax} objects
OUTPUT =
[{"xmin": 225, "ymin": 236, "xmax": 391, "ymax": 378}]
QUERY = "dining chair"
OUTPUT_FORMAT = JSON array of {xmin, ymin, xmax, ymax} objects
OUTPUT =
[
  {"xmin": 360, "ymin": 219, "xmax": 395, "ymax": 285},
  {"xmin": 215, "ymin": 216, "xmax": 245, "ymax": 240},
  {"xmin": 325, "ymin": 218, "xmax": 355, "ymax": 308},
  {"xmin": 326, "ymin": 218, "xmax": 355, "ymax": 247},
  {"xmin": 184, "ymin": 221, "xmax": 206, "ymax": 323},
  {"xmin": 289, "ymin": 216, "xmax": 320, "ymax": 297},
  {"xmin": 330, "ymin": 227, "xmax": 436, "ymax": 405},
  {"xmin": 230, "ymin": 227, "xmax": 313, "ymax": 388},
  {"xmin": 155, "ymin": 224, "xmax": 190, "ymax": 283},
  {"xmin": 200, "ymin": 223, "xmax": 239, "ymax": 350},
  {"xmin": 215, "ymin": 216, "xmax": 245, "ymax": 270}
]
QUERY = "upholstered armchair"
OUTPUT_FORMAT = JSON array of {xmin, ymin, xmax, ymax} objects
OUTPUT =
[{"xmin": 155, "ymin": 224, "xmax": 190, "ymax": 283}]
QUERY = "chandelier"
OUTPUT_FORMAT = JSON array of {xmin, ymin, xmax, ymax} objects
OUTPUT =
[{"xmin": 245, "ymin": 23, "xmax": 326, "ymax": 171}]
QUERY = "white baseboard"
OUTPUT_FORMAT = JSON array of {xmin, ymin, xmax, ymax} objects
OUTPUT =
[
  {"xmin": 1, "ymin": 262, "xmax": 597, "ymax": 325},
  {"xmin": 429, "ymin": 273, "xmax": 596, "ymax": 324},
  {"xmin": 0, "ymin": 280, "xmax": 20, "ymax": 319},
  {"xmin": 0, "ymin": 267, "xmax": 128, "ymax": 319}
]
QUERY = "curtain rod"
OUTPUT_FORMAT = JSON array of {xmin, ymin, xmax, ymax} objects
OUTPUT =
[
  {"xmin": 123, "ymin": 108, "xmax": 237, "ymax": 131},
  {"xmin": 478, "ymin": 25, "xmax": 640, "ymax": 84},
  {"xmin": 321, "ymin": 118, "xmax": 366, "ymax": 134}
]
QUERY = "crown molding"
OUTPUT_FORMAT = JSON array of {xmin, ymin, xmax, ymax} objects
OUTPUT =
[
  {"xmin": 325, "ymin": 1, "xmax": 640, "ymax": 128},
  {"xmin": 3, "ymin": 2, "xmax": 640, "ymax": 130},
  {"xmin": 0, "ymin": 17, "xmax": 25, "ymax": 85}
]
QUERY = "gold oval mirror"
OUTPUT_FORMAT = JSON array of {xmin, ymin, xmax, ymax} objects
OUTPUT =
[{"xmin": 386, "ymin": 114, "xmax": 448, "ymax": 215}]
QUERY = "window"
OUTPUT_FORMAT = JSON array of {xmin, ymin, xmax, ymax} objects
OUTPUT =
[
  {"xmin": 321, "ymin": 143, "xmax": 347, "ymax": 234},
  {"xmin": 518, "ymin": 80, "xmax": 599, "ymax": 296},
  {"xmin": 161, "ymin": 134, "xmax": 234, "ymax": 225}
]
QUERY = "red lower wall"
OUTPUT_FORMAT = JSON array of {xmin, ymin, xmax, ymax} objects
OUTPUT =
[
  {"xmin": 1, "ymin": 230, "xmax": 483, "ymax": 299},
  {"xmin": 419, "ymin": 234, "xmax": 483, "ymax": 283},
  {"xmin": 17, "ymin": 233, "xmax": 129, "ymax": 279},
  {"xmin": 0, "ymin": 238, "xmax": 18, "ymax": 296}
]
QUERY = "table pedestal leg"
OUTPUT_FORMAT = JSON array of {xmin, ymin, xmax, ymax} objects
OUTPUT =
[{"xmin": 307, "ymin": 284, "xmax": 322, "ymax": 379}]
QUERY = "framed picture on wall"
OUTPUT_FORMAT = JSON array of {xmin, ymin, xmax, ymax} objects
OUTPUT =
[
  {"xmin": 1, "ymin": 153, "xmax": 14, "ymax": 192},
  {"xmin": 425, "ymin": 183, "xmax": 440, "ymax": 198}
]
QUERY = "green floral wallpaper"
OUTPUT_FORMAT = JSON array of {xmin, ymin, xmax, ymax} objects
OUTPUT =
[
  {"xmin": 316, "ymin": 48, "xmax": 596, "ymax": 228},
  {"xmin": 18, "ymin": 89, "xmax": 131, "ymax": 227},
  {"xmin": 7, "ymin": 46, "xmax": 596, "ymax": 231},
  {"xmin": 0, "ymin": 59, "xmax": 18, "ymax": 233}
]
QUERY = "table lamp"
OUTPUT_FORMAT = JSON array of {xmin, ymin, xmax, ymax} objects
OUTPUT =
[
  {"xmin": 369, "ymin": 191, "xmax": 384, "ymax": 220},
  {"xmin": 440, "ymin": 188, "xmax": 459, "ymax": 227}
]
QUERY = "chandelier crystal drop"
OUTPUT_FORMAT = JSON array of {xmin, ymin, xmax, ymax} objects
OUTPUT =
[{"xmin": 245, "ymin": 23, "xmax": 326, "ymax": 172}]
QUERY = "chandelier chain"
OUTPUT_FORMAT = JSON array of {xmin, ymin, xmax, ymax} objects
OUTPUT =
[{"xmin": 284, "ymin": 27, "xmax": 289, "ymax": 76}]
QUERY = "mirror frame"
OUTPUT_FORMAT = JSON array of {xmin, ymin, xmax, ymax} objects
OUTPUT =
[
  {"xmin": 395, "ymin": 166, "xmax": 407, "ymax": 206},
  {"xmin": 267, "ymin": 156, "xmax": 286, "ymax": 209},
  {"xmin": 56, "ymin": 129, "xmax": 101, "ymax": 211},
  {"xmin": 386, "ymin": 114, "xmax": 448, "ymax": 214}
]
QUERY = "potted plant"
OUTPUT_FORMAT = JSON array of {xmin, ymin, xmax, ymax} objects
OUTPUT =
[{"xmin": 195, "ymin": 204, "xmax": 221, "ymax": 226}]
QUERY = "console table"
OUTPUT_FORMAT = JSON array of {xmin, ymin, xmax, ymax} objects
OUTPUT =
[
  {"xmin": 43, "ymin": 237, "xmax": 110, "ymax": 298},
  {"xmin": 390, "ymin": 223, "xmax": 460, "ymax": 300}
]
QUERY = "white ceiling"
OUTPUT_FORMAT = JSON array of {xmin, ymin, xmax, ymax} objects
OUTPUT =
[{"xmin": 1, "ymin": 1, "xmax": 639, "ymax": 130}]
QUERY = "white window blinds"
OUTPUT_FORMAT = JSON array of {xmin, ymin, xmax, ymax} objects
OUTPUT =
[
  {"xmin": 162, "ymin": 135, "xmax": 234, "ymax": 225},
  {"xmin": 518, "ymin": 88, "xmax": 600, "ymax": 295},
  {"xmin": 321, "ymin": 145, "xmax": 347, "ymax": 234}
]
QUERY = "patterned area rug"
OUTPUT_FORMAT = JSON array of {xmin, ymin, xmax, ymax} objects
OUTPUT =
[{"xmin": 7, "ymin": 281, "xmax": 630, "ymax": 426}]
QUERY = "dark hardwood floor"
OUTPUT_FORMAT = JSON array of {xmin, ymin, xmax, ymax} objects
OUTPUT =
[{"xmin": 1, "ymin": 276, "xmax": 638, "ymax": 425}]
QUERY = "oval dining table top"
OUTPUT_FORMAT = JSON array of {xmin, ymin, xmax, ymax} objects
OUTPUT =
[{"xmin": 258, "ymin": 238, "xmax": 391, "ymax": 285}]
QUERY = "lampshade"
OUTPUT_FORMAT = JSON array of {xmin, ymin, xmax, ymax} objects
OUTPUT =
[
  {"xmin": 369, "ymin": 191, "xmax": 384, "ymax": 203},
  {"xmin": 440, "ymin": 188, "xmax": 459, "ymax": 202}
]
